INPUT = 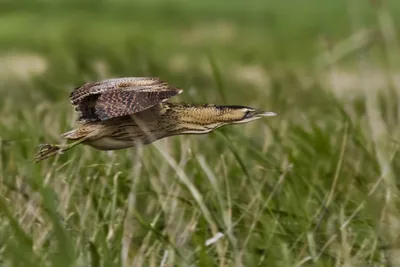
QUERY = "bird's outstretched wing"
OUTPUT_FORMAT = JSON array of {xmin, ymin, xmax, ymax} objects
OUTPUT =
[{"xmin": 70, "ymin": 77, "xmax": 183, "ymax": 122}]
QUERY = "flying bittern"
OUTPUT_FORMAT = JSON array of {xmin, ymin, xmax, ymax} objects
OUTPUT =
[{"xmin": 34, "ymin": 77, "xmax": 277, "ymax": 162}]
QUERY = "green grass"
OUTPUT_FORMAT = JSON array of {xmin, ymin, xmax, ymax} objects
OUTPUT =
[{"xmin": 1, "ymin": 0, "xmax": 400, "ymax": 266}]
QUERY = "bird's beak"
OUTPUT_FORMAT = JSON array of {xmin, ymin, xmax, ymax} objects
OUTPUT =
[
  {"xmin": 234, "ymin": 109, "xmax": 277, "ymax": 124},
  {"xmin": 253, "ymin": 110, "xmax": 278, "ymax": 117}
]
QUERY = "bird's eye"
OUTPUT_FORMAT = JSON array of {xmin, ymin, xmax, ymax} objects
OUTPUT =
[{"xmin": 244, "ymin": 109, "xmax": 253, "ymax": 118}]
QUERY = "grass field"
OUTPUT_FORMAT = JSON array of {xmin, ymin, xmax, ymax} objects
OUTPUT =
[{"xmin": 2, "ymin": 0, "xmax": 400, "ymax": 266}]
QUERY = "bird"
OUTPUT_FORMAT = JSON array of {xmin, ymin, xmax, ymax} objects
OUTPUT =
[{"xmin": 34, "ymin": 77, "xmax": 277, "ymax": 162}]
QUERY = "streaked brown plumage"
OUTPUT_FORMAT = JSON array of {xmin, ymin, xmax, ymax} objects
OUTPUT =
[{"xmin": 34, "ymin": 77, "xmax": 277, "ymax": 162}]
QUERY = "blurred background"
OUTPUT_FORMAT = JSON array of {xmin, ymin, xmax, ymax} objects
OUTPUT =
[
  {"xmin": 3, "ymin": 0, "xmax": 399, "ymax": 99},
  {"xmin": 2, "ymin": 1, "xmax": 400, "ymax": 266}
]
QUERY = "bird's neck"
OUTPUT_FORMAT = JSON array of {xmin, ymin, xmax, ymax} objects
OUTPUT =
[
  {"xmin": 163, "ymin": 103, "xmax": 221, "ymax": 124},
  {"xmin": 155, "ymin": 103, "xmax": 228, "ymax": 136}
]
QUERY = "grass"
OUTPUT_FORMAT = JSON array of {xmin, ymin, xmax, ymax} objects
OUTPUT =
[{"xmin": 1, "ymin": 0, "xmax": 400, "ymax": 266}]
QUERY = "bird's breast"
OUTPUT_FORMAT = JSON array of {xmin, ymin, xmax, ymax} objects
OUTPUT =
[
  {"xmin": 82, "ymin": 120, "xmax": 164, "ymax": 150},
  {"xmin": 84, "ymin": 137, "xmax": 138, "ymax": 150}
]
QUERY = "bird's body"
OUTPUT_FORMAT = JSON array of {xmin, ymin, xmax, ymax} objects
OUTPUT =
[{"xmin": 35, "ymin": 77, "xmax": 276, "ymax": 162}]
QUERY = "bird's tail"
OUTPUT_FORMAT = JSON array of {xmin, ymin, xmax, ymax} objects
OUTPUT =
[{"xmin": 61, "ymin": 129, "xmax": 81, "ymax": 140}]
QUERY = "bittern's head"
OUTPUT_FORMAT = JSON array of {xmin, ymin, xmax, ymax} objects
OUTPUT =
[
  {"xmin": 216, "ymin": 105, "xmax": 277, "ymax": 124},
  {"xmin": 170, "ymin": 104, "xmax": 277, "ymax": 134}
]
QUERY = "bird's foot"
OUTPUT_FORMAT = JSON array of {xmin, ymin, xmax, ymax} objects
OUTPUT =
[{"xmin": 34, "ymin": 144, "xmax": 67, "ymax": 163}]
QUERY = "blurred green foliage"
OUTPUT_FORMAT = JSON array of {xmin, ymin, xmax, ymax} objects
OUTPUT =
[{"xmin": 1, "ymin": 0, "xmax": 400, "ymax": 266}]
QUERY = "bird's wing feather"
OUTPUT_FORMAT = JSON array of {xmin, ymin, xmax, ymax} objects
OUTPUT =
[
  {"xmin": 95, "ymin": 89, "xmax": 178, "ymax": 121},
  {"xmin": 70, "ymin": 77, "xmax": 182, "ymax": 122}
]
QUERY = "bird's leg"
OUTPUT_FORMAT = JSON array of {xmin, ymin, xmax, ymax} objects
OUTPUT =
[{"xmin": 34, "ymin": 138, "xmax": 87, "ymax": 163}]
